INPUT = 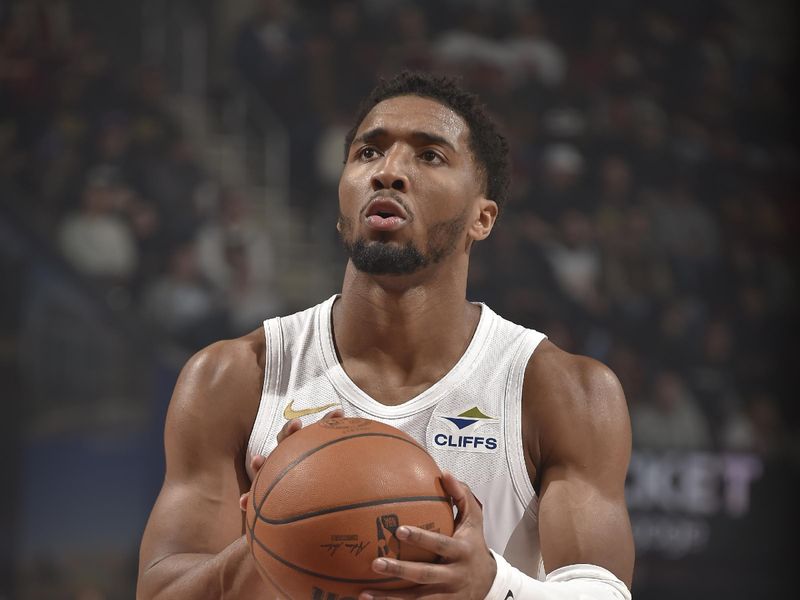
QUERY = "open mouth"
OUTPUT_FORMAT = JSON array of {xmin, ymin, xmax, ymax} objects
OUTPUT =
[
  {"xmin": 365, "ymin": 198, "xmax": 408, "ymax": 220},
  {"xmin": 364, "ymin": 197, "xmax": 409, "ymax": 230}
]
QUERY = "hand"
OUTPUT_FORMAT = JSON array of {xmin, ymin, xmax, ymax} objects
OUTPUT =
[
  {"xmin": 359, "ymin": 472, "xmax": 497, "ymax": 600},
  {"xmin": 239, "ymin": 408, "xmax": 344, "ymax": 511}
]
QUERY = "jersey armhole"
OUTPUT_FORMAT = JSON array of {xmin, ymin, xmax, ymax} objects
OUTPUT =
[
  {"xmin": 245, "ymin": 316, "xmax": 283, "ymax": 480},
  {"xmin": 504, "ymin": 329, "xmax": 546, "ymax": 516}
]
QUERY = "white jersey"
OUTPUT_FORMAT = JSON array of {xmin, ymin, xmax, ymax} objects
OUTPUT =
[{"xmin": 246, "ymin": 295, "xmax": 548, "ymax": 579}]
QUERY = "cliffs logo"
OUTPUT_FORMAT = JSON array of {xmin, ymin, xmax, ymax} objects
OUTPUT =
[{"xmin": 432, "ymin": 407, "xmax": 500, "ymax": 454}]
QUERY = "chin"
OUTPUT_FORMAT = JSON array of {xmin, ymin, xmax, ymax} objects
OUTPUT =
[{"xmin": 345, "ymin": 237, "xmax": 428, "ymax": 276}]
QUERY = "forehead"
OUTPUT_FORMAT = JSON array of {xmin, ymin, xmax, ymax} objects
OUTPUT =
[{"xmin": 356, "ymin": 95, "xmax": 470, "ymax": 149}]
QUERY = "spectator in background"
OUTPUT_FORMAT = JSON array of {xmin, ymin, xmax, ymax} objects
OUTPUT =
[
  {"xmin": 723, "ymin": 391, "xmax": 793, "ymax": 459},
  {"xmin": 89, "ymin": 111, "xmax": 133, "ymax": 177},
  {"xmin": 233, "ymin": 0, "xmax": 322, "ymax": 211},
  {"xmin": 593, "ymin": 155, "xmax": 635, "ymax": 240},
  {"xmin": 0, "ymin": 0, "xmax": 73, "ymax": 121},
  {"xmin": 56, "ymin": 165, "xmax": 138, "ymax": 285},
  {"xmin": 378, "ymin": 2, "xmax": 432, "ymax": 74},
  {"xmin": 434, "ymin": 8, "xmax": 507, "ymax": 78},
  {"xmin": 541, "ymin": 208, "xmax": 604, "ymax": 314},
  {"xmin": 138, "ymin": 135, "xmax": 208, "ymax": 240},
  {"xmin": 195, "ymin": 187, "xmax": 281, "ymax": 334},
  {"xmin": 143, "ymin": 239, "xmax": 228, "ymax": 356},
  {"xmin": 689, "ymin": 318, "xmax": 740, "ymax": 430},
  {"xmin": 536, "ymin": 142, "xmax": 588, "ymax": 222},
  {"xmin": 505, "ymin": 9, "xmax": 567, "ymax": 89},
  {"xmin": 648, "ymin": 182, "xmax": 721, "ymax": 292},
  {"xmin": 233, "ymin": 0, "xmax": 303, "ymax": 121},
  {"xmin": 126, "ymin": 64, "xmax": 178, "ymax": 155},
  {"xmin": 631, "ymin": 370, "xmax": 712, "ymax": 451},
  {"xmin": 602, "ymin": 205, "xmax": 673, "ymax": 335},
  {"xmin": 653, "ymin": 295, "xmax": 704, "ymax": 370}
]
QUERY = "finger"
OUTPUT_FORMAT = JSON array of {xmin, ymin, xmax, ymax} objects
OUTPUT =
[
  {"xmin": 277, "ymin": 418, "xmax": 302, "ymax": 443},
  {"xmin": 393, "ymin": 525, "xmax": 463, "ymax": 561},
  {"xmin": 249, "ymin": 453, "xmax": 266, "ymax": 473},
  {"xmin": 241, "ymin": 454, "xmax": 267, "ymax": 512},
  {"xmin": 323, "ymin": 408, "xmax": 345, "ymax": 419},
  {"xmin": 370, "ymin": 556, "xmax": 450, "ymax": 585},
  {"xmin": 441, "ymin": 471, "xmax": 483, "ymax": 532}
]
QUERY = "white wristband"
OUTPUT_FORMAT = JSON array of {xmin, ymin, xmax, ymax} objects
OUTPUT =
[{"xmin": 484, "ymin": 550, "xmax": 632, "ymax": 600}]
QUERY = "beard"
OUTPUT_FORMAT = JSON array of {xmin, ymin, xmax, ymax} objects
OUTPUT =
[{"xmin": 338, "ymin": 212, "xmax": 467, "ymax": 275}]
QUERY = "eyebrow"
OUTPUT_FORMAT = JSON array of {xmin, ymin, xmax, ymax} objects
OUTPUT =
[{"xmin": 352, "ymin": 127, "xmax": 457, "ymax": 152}]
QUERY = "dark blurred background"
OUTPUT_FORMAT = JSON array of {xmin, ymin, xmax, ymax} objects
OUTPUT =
[{"xmin": 0, "ymin": 0, "xmax": 797, "ymax": 598}]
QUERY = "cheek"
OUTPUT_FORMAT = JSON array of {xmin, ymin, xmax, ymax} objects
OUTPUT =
[
  {"xmin": 338, "ymin": 167, "xmax": 360, "ymax": 210},
  {"xmin": 425, "ymin": 174, "xmax": 476, "ymax": 216}
]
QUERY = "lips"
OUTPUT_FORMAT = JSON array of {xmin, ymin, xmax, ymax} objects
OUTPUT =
[{"xmin": 364, "ymin": 197, "xmax": 409, "ymax": 231}]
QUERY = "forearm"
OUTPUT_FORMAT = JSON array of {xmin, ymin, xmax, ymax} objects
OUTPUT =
[
  {"xmin": 138, "ymin": 536, "xmax": 272, "ymax": 600},
  {"xmin": 484, "ymin": 551, "xmax": 631, "ymax": 600}
]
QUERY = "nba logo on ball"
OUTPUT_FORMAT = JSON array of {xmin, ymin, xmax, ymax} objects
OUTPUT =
[
  {"xmin": 376, "ymin": 514, "xmax": 400, "ymax": 558},
  {"xmin": 431, "ymin": 407, "xmax": 500, "ymax": 453}
]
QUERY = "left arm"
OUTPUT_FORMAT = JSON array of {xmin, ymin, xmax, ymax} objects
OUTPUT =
[{"xmin": 528, "ymin": 344, "xmax": 634, "ymax": 587}]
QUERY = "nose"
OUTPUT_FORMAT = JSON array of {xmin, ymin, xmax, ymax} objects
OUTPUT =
[{"xmin": 371, "ymin": 147, "xmax": 409, "ymax": 193}]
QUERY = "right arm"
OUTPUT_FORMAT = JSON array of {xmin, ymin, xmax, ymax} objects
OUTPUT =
[{"xmin": 137, "ymin": 332, "xmax": 276, "ymax": 600}]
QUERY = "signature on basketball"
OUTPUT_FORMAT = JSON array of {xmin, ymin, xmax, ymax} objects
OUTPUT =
[{"xmin": 320, "ymin": 541, "xmax": 371, "ymax": 557}]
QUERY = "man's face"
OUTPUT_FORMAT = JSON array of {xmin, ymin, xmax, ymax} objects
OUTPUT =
[{"xmin": 338, "ymin": 95, "xmax": 486, "ymax": 275}]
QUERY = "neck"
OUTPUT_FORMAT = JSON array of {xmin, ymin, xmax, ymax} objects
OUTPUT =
[{"xmin": 332, "ymin": 259, "xmax": 480, "ymax": 403}]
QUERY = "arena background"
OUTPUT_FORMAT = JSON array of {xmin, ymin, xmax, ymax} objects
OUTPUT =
[{"xmin": 0, "ymin": 0, "xmax": 797, "ymax": 598}]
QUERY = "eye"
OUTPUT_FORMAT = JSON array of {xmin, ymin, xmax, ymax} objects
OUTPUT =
[
  {"xmin": 357, "ymin": 146, "xmax": 379, "ymax": 161},
  {"xmin": 420, "ymin": 149, "xmax": 444, "ymax": 164}
]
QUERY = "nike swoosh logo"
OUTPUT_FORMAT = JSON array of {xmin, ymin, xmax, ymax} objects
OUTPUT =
[{"xmin": 283, "ymin": 400, "xmax": 340, "ymax": 420}]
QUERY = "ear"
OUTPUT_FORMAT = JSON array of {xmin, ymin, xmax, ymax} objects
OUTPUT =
[{"xmin": 467, "ymin": 197, "xmax": 498, "ymax": 242}]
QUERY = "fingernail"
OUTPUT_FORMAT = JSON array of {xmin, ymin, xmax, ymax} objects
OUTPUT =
[
  {"xmin": 362, "ymin": 594, "xmax": 374, "ymax": 600},
  {"xmin": 373, "ymin": 558, "xmax": 388, "ymax": 572},
  {"xmin": 396, "ymin": 526, "xmax": 409, "ymax": 539}
]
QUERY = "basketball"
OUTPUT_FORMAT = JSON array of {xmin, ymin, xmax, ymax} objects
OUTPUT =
[{"xmin": 245, "ymin": 416, "xmax": 455, "ymax": 599}]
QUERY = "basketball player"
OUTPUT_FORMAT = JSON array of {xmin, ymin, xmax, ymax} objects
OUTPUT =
[{"xmin": 138, "ymin": 72, "xmax": 634, "ymax": 599}]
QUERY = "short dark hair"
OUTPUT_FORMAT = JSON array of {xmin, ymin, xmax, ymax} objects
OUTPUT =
[{"xmin": 344, "ymin": 71, "xmax": 510, "ymax": 210}]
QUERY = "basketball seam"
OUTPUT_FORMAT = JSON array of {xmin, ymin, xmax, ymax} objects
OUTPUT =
[
  {"xmin": 250, "ymin": 530, "xmax": 402, "ymax": 585},
  {"xmin": 254, "ymin": 432, "xmax": 429, "ymax": 517},
  {"xmin": 257, "ymin": 495, "xmax": 451, "ymax": 524}
]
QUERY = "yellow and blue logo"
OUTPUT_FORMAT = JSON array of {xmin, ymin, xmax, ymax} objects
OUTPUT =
[{"xmin": 434, "ymin": 407, "xmax": 500, "ymax": 453}]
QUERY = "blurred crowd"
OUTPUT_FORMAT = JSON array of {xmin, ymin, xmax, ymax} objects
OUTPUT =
[
  {"xmin": 0, "ymin": 0, "xmax": 281, "ymax": 363},
  {"xmin": 233, "ymin": 0, "xmax": 797, "ymax": 459},
  {"xmin": 2, "ymin": 0, "xmax": 797, "ymax": 461}
]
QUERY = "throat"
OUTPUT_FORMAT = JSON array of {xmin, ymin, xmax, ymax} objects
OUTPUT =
[{"xmin": 331, "ymin": 298, "xmax": 483, "ymax": 407}]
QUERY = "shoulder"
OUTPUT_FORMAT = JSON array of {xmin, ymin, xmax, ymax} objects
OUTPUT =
[
  {"xmin": 522, "ymin": 340, "xmax": 631, "ymax": 468},
  {"xmin": 524, "ymin": 340, "xmax": 626, "ymax": 413},
  {"xmin": 165, "ymin": 328, "xmax": 267, "ymax": 454},
  {"xmin": 177, "ymin": 328, "xmax": 266, "ymax": 393}
]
